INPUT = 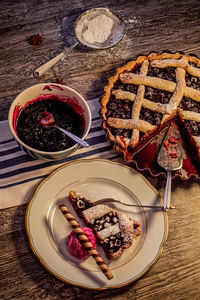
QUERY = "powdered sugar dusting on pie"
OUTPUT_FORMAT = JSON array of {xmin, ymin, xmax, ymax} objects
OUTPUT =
[
  {"xmin": 98, "ymin": 224, "xmax": 120, "ymax": 240},
  {"xmin": 117, "ymin": 212, "xmax": 135, "ymax": 245},
  {"xmin": 82, "ymin": 205, "xmax": 112, "ymax": 222}
]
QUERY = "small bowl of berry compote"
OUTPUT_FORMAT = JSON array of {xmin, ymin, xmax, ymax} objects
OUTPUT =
[{"xmin": 8, "ymin": 83, "xmax": 91, "ymax": 160}]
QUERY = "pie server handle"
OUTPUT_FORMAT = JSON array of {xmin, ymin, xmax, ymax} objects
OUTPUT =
[{"xmin": 163, "ymin": 170, "xmax": 172, "ymax": 211}]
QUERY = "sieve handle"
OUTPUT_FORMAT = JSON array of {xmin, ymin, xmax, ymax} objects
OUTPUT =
[{"xmin": 34, "ymin": 42, "xmax": 79, "ymax": 77}]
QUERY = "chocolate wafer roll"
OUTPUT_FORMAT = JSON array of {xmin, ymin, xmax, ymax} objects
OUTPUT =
[{"xmin": 59, "ymin": 204, "xmax": 113, "ymax": 280}]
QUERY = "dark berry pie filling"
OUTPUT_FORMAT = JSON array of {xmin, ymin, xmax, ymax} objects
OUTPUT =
[
  {"xmin": 74, "ymin": 196, "xmax": 93, "ymax": 212},
  {"xmin": 144, "ymin": 87, "xmax": 172, "ymax": 104},
  {"xmin": 185, "ymin": 73, "xmax": 200, "ymax": 89},
  {"xmin": 103, "ymin": 232, "xmax": 124, "ymax": 255},
  {"xmin": 148, "ymin": 66, "xmax": 176, "ymax": 82},
  {"xmin": 16, "ymin": 98, "xmax": 84, "ymax": 152},
  {"xmin": 140, "ymin": 107, "xmax": 163, "ymax": 126},
  {"xmin": 185, "ymin": 120, "xmax": 200, "ymax": 136}
]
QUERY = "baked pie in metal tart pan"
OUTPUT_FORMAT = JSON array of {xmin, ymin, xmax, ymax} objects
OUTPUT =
[{"xmin": 100, "ymin": 51, "xmax": 200, "ymax": 180}]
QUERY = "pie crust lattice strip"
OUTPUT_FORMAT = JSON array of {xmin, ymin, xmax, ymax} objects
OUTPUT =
[{"xmin": 101, "ymin": 52, "xmax": 200, "ymax": 169}]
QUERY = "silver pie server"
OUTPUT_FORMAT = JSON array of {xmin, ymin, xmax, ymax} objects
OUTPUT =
[{"xmin": 157, "ymin": 122, "xmax": 183, "ymax": 211}]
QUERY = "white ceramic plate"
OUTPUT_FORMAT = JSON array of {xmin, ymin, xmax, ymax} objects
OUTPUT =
[{"xmin": 26, "ymin": 158, "xmax": 168, "ymax": 290}]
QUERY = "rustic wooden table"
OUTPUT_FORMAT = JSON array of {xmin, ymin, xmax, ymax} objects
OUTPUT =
[{"xmin": 1, "ymin": 0, "xmax": 200, "ymax": 299}]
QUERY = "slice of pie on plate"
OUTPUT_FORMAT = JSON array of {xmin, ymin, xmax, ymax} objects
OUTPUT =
[
  {"xmin": 101, "ymin": 51, "xmax": 200, "ymax": 170},
  {"xmin": 69, "ymin": 191, "xmax": 142, "ymax": 260}
]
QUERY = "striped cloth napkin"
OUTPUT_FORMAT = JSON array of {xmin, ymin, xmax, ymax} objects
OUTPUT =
[{"xmin": 0, "ymin": 98, "xmax": 123, "ymax": 209}]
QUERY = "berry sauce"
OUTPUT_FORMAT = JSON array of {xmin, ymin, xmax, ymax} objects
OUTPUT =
[{"xmin": 16, "ymin": 96, "xmax": 85, "ymax": 152}]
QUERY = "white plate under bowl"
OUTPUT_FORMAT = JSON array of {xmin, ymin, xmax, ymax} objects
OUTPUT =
[{"xmin": 25, "ymin": 158, "xmax": 168, "ymax": 290}]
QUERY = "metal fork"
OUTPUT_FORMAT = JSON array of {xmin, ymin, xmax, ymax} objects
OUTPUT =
[{"xmin": 94, "ymin": 198, "xmax": 175, "ymax": 209}]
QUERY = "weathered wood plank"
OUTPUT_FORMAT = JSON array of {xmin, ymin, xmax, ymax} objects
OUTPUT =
[{"xmin": 0, "ymin": 0, "xmax": 200, "ymax": 299}]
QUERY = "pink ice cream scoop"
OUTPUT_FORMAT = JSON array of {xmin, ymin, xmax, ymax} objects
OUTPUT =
[{"xmin": 67, "ymin": 227, "xmax": 96, "ymax": 260}]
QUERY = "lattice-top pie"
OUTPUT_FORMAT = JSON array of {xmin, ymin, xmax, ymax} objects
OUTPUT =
[{"xmin": 101, "ymin": 52, "xmax": 200, "ymax": 168}]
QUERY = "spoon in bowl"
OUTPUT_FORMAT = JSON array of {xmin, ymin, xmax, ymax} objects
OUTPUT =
[{"xmin": 39, "ymin": 112, "xmax": 89, "ymax": 148}]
